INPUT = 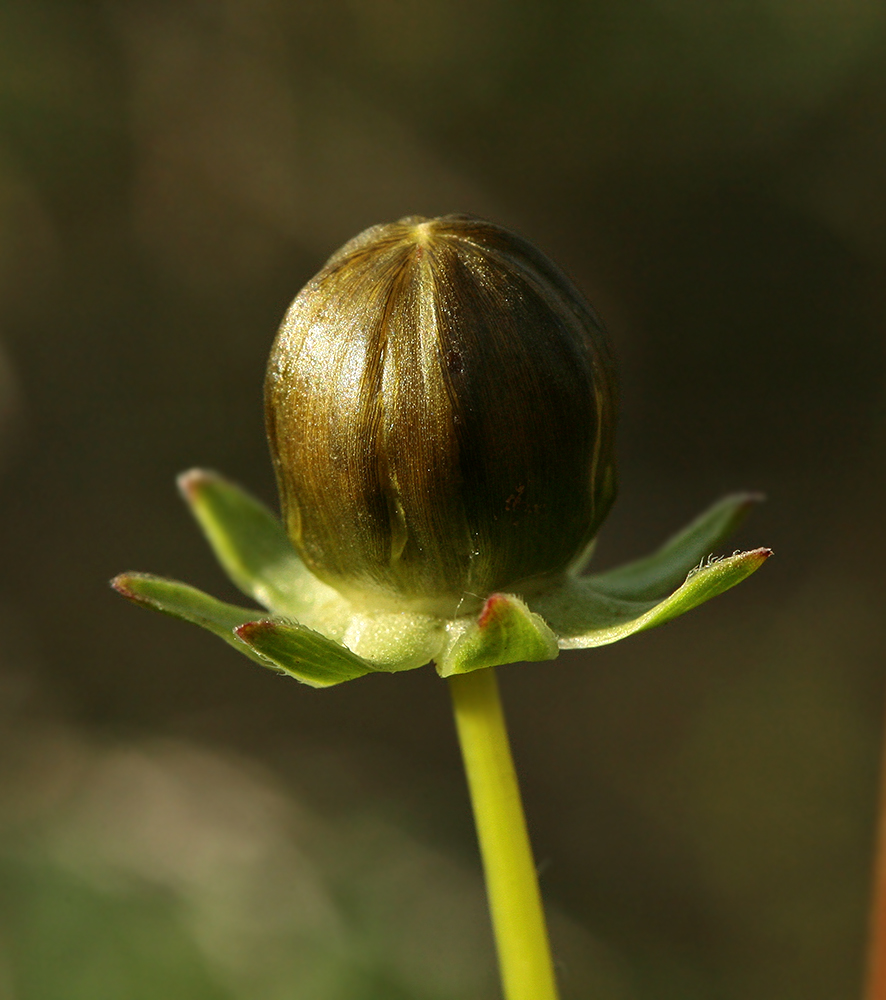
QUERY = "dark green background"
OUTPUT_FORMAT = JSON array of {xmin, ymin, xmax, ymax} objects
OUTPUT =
[{"xmin": 0, "ymin": 2, "xmax": 884, "ymax": 997}]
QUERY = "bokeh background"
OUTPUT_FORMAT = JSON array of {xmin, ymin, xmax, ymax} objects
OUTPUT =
[{"xmin": 1, "ymin": 2, "xmax": 884, "ymax": 997}]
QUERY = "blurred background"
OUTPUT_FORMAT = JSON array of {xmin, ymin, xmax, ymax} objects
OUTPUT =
[{"xmin": 0, "ymin": 1, "xmax": 884, "ymax": 997}]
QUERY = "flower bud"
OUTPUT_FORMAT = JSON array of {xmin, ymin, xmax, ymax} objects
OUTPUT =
[{"xmin": 265, "ymin": 214, "xmax": 617, "ymax": 617}]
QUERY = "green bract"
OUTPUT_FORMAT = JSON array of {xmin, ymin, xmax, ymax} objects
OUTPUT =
[
  {"xmin": 113, "ymin": 216, "xmax": 770, "ymax": 685},
  {"xmin": 112, "ymin": 470, "xmax": 770, "ymax": 686}
]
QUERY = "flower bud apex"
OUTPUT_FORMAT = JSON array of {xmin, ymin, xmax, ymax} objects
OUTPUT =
[{"xmin": 265, "ymin": 214, "xmax": 617, "ymax": 616}]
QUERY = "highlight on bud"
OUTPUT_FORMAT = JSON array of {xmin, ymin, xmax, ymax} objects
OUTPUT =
[
  {"xmin": 112, "ymin": 215, "xmax": 771, "ymax": 684},
  {"xmin": 264, "ymin": 214, "xmax": 618, "ymax": 617}
]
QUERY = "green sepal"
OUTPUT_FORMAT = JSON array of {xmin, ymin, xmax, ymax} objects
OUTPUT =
[
  {"xmin": 587, "ymin": 492, "xmax": 763, "ymax": 600},
  {"xmin": 532, "ymin": 547, "xmax": 772, "ymax": 649},
  {"xmin": 235, "ymin": 620, "xmax": 375, "ymax": 688},
  {"xmin": 111, "ymin": 571, "xmax": 273, "ymax": 667},
  {"xmin": 111, "ymin": 571, "xmax": 379, "ymax": 686},
  {"xmin": 437, "ymin": 593, "xmax": 559, "ymax": 677},
  {"xmin": 177, "ymin": 469, "xmax": 348, "ymax": 623}
]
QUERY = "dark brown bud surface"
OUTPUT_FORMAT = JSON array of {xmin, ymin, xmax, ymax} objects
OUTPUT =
[{"xmin": 265, "ymin": 214, "xmax": 617, "ymax": 616}]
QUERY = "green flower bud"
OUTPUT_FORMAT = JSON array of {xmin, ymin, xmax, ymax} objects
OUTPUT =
[{"xmin": 265, "ymin": 214, "xmax": 617, "ymax": 617}]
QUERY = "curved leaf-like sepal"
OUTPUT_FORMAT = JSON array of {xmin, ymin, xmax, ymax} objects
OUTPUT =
[
  {"xmin": 112, "ymin": 571, "xmax": 378, "ymax": 685},
  {"xmin": 532, "ymin": 547, "xmax": 772, "ymax": 649},
  {"xmin": 111, "ymin": 571, "xmax": 274, "ymax": 667},
  {"xmin": 437, "ymin": 593, "xmax": 559, "ymax": 678},
  {"xmin": 177, "ymin": 469, "xmax": 348, "ymax": 623},
  {"xmin": 235, "ymin": 620, "xmax": 375, "ymax": 688},
  {"xmin": 587, "ymin": 492, "xmax": 763, "ymax": 600}
]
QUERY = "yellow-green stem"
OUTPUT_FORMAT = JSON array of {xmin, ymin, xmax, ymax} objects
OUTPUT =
[{"xmin": 449, "ymin": 667, "xmax": 560, "ymax": 1000}]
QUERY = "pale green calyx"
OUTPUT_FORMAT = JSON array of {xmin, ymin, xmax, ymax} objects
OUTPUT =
[{"xmin": 112, "ymin": 470, "xmax": 771, "ymax": 687}]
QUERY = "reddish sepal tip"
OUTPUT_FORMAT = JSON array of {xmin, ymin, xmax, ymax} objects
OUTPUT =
[
  {"xmin": 110, "ymin": 573, "xmax": 140, "ymax": 602},
  {"xmin": 234, "ymin": 620, "xmax": 274, "ymax": 642},
  {"xmin": 176, "ymin": 468, "xmax": 214, "ymax": 501},
  {"xmin": 477, "ymin": 593, "xmax": 509, "ymax": 630}
]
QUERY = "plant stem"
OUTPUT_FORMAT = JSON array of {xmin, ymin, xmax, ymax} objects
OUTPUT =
[{"xmin": 449, "ymin": 667, "xmax": 560, "ymax": 1000}]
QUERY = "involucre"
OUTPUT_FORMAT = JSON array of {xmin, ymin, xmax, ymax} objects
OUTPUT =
[{"xmin": 264, "ymin": 214, "xmax": 618, "ymax": 617}]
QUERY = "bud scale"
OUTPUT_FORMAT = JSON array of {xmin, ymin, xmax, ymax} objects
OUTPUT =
[{"xmin": 265, "ymin": 215, "xmax": 617, "ymax": 616}]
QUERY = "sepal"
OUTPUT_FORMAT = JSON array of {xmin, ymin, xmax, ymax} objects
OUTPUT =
[
  {"xmin": 235, "ymin": 620, "xmax": 374, "ymax": 687},
  {"xmin": 530, "ymin": 547, "xmax": 772, "ymax": 649},
  {"xmin": 437, "ymin": 593, "xmax": 559, "ymax": 677},
  {"xmin": 111, "ymin": 571, "xmax": 381, "ymax": 686},
  {"xmin": 586, "ymin": 492, "xmax": 763, "ymax": 600},
  {"xmin": 111, "ymin": 572, "xmax": 273, "ymax": 667},
  {"xmin": 177, "ymin": 469, "xmax": 351, "ymax": 630}
]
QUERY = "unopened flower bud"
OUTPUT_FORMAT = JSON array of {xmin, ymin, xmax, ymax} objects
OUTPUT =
[{"xmin": 265, "ymin": 214, "xmax": 617, "ymax": 617}]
